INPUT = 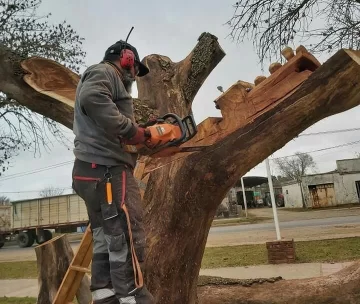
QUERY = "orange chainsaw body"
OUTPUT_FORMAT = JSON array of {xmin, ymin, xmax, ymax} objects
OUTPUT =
[
  {"xmin": 126, "ymin": 113, "xmax": 197, "ymax": 158},
  {"xmin": 146, "ymin": 123, "xmax": 183, "ymax": 147}
]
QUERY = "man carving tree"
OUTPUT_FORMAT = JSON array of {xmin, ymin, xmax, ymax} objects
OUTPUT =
[{"xmin": 71, "ymin": 37, "xmax": 154, "ymax": 304}]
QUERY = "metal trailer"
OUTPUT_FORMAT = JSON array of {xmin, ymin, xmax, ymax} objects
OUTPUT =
[{"xmin": 0, "ymin": 194, "xmax": 89, "ymax": 248}]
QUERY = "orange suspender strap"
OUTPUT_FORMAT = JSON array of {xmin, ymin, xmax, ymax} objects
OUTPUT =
[{"xmin": 121, "ymin": 171, "xmax": 144, "ymax": 289}]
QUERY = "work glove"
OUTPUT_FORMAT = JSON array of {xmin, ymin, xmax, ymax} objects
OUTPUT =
[{"xmin": 123, "ymin": 127, "xmax": 150, "ymax": 145}]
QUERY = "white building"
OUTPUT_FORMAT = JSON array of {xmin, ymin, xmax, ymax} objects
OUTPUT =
[{"xmin": 282, "ymin": 158, "xmax": 360, "ymax": 208}]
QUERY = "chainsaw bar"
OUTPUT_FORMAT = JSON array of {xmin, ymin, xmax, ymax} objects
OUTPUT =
[
  {"xmin": 177, "ymin": 146, "xmax": 206, "ymax": 153},
  {"xmin": 145, "ymin": 145, "xmax": 208, "ymax": 158}
]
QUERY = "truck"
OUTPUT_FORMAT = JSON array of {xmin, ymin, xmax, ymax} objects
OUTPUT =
[
  {"xmin": 0, "ymin": 205, "xmax": 11, "ymax": 248},
  {"xmin": 0, "ymin": 194, "xmax": 89, "ymax": 248}
]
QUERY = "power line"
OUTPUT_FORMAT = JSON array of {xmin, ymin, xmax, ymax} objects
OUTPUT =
[
  {"xmin": 0, "ymin": 160, "xmax": 74, "ymax": 181},
  {"xmin": 299, "ymin": 127, "xmax": 360, "ymax": 137},
  {"xmin": 0, "ymin": 187, "xmax": 72, "ymax": 194},
  {"xmin": 271, "ymin": 140, "xmax": 360, "ymax": 160}
]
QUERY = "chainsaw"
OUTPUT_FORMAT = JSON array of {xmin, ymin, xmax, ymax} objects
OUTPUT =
[{"xmin": 124, "ymin": 113, "xmax": 199, "ymax": 158}]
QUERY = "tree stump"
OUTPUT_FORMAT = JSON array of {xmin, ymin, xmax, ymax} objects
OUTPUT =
[{"xmin": 35, "ymin": 234, "xmax": 91, "ymax": 304}]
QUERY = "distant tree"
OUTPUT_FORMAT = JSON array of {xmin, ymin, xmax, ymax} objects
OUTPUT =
[
  {"xmin": 273, "ymin": 152, "xmax": 316, "ymax": 207},
  {"xmin": 274, "ymin": 152, "xmax": 316, "ymax": 181},
  {"xmin": 0, "ymin": 0, "xmax": 86, "ymax": 175},
  {"xmin": 39, "ymin": 186, "xmax": 64, "ymax": 198},
  {"xmin": 226, "ymin": 0, "xmax": 360, "ymax": 65},
  {"xmin": 355, "ymin": 152, "xmax": 360, "ymax": 158},
  {"xmin": 276, "ymin": 175, "xmax": 293, "ymax": 182},
  {"xmin": 0, "ymin": 195, "xmax": 11, "ymax": 205}
]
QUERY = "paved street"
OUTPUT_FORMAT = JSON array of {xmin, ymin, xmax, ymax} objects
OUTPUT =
[
  {"xmin": 211, "ymin": 215, "xmax": 360, "ymax": 233},
  {"xmin": 207, "ymin": 208, "xmax": 360, "ymax": 246},
  {"xmin": 246, "ymin": 206, "xmax": 360, "ymax": 222},
  {"xmin": 207, "ymin": 216, "xmax": 360, "ymax": 246}
]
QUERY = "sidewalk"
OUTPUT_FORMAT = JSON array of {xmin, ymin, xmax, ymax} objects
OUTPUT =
[
  {"xmin": 0, "ymin": 262, "xmax": 353, "ymax": 298},
  {"xmin": 200, "ymin": 261, "xmax": 353, "ymax": 280}
]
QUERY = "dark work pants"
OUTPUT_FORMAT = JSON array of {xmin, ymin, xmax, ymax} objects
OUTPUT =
[{"xmin": 72, "ymin": 159, "xmax": 154, "ymax": 304}]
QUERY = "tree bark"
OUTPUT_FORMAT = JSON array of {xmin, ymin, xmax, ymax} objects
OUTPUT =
[
  {"xmin": 197, "ymin": 260, "xmax": 360, "ymax": 303},
  {"xmin": 0, "ymin": 46, "xmax": 159, "ymax": 127},
  {"xmin": 34, "ymin": 234, "xmax": 91, "ymax": 304},
  {"xmin": 1, "ymin": 35, "xmax": 360, "ymax": 304}
]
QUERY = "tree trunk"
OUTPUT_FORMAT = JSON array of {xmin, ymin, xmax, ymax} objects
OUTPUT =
[
  {"xmin": 1, "ymin": 35, "xmax": 360, "ymax": 304},
  {"xmin": 197, "ymin": 260, "xmax": 360, "ymax": 303},
  {"xmin": 138, "ymin": 48, "xmax": 360, "ymax": 303},
  {"xmin": 34, "ymin": 234, "xmax": 91, "ymax": 304}
]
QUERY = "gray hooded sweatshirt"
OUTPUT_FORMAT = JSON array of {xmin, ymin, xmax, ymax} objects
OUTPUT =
[{"xmin": 73, "ymin": 62, "xmax": 138, "ymax": 168}]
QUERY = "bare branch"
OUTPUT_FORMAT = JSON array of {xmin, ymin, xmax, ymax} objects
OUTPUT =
[
  {"xmin": 39, "ymin": 186, "xmax": 65, "ymax": 198},
  {"xmin": 0, "ymin": 0, "xmax": 85, "ymax": 174},
  {"xmin": 226, "ymin": 0, "xmax": 360, "ymax": 65}
]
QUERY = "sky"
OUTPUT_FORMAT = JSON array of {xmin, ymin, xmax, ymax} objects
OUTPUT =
[{"xmin": 1, "ymin": 0, "xmax": 360, "ymax": 201}]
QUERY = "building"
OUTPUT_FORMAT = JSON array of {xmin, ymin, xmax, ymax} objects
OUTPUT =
[
  {"xmin": 217, "ymin": 176, "xmax": 286, "ymax": 218},
  {"xmin": 282, "ymin": 158, "xmax": 360, "ymax": 208}
]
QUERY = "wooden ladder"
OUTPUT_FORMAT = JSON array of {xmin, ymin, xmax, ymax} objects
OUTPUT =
[{"xmin": 52, "ymin": 160, "xmax": 148, "ymax": 304}]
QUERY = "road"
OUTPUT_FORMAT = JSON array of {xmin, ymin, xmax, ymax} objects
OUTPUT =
[
  {"xmin": 207, "ymin": 214, "xmax": 360, "ymax": 247},
  {"xmin": 210, "ymin": 215, "xmax": 360, "ymax": 233},
  {"xmin": 1, "ymin": 213, "xmax": 360, "ymax": 261}
]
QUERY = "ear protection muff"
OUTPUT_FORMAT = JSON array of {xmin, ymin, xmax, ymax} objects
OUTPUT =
[{"xmin": 120, "ymin": 46, "xmax": 135, "ymax": 70}]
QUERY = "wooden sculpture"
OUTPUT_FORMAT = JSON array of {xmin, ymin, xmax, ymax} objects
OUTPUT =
[{"xmin": 0, "ymin": 32, "xmax": 360, "ymax": 303}]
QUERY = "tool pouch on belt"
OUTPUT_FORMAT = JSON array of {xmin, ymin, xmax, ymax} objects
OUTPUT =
[
  {"xmin": 101, "ymin": 201, "xmax": 118, "ymax": 221},
  {"xmin": 100, "ymin": 176, "xmax": 118, "ymax": 221}
]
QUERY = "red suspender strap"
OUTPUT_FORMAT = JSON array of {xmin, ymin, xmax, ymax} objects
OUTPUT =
[
  {"xmin": 120, "ymin": 170, "xmax": 144, "ymax": 289},
  {"xmin": 73, "ymin": 176, "xmax": 100, "ymax": 181}
]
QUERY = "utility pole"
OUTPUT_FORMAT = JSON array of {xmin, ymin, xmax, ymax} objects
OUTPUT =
[
  {"xmin": 265, "ymin": 158, "xmax": 281, "ymax": 240},
  {"xmin": 240, "ymin": 177, "xmax": 248, "ymax": 218}
]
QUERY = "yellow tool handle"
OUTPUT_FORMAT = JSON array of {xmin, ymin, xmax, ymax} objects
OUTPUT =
[{"xmin": 106, "ymin": 181, "xmax": 113, "ymax": 204}]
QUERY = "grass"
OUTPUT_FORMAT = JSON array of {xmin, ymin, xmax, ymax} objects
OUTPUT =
[
  {"xmin": 0, "ymin": 261, "xmax": 37, "ymax": 279},
  {"xmin": 203, "ymin": 243, "xmax": 267, "ymax": 268},
  {"xmin": 202, "ymin": 237, "xmax": 360, "ymax": 268},
  {"xmin": 1, "ymin": 237, "xmax": 360, "ymax": 279},
  {"xmin": 0, "ymin": 298, "xmax": 36, "ymax": 304},
  {"xmin": 211, "ymin": 216, "xmax": 270, "ymax": 227}
]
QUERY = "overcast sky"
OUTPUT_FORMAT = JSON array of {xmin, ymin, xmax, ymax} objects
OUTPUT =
[{"xmin": 1, "ymin": 0, "xmax": 360, "ymax": 201}]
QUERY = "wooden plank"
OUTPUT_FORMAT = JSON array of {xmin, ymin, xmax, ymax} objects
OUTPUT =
[
  {"xmin": 58, "ymin": 197, "xmax": 68, "ymax": 224},
  {"xmin": 49, "ymin": 197, "xmax": 58, "ymax": 225},
  {"xmin": 53, "ymin": 225, "xmax": 93, "ymax": 304},
  {"xmin": 70, "ymin": 265, "xmax": 91, "ymax": 274},
  {"xmin": 69, "ymin": 195, "xmax": 79, "ymax": 222},
  {"xmin": 40, "ymin": 198, "xmax": 51, "ymax": 225},
  {"xmin": 22, "ymin": 202, "xmax": 30, "ymax": 227}
]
